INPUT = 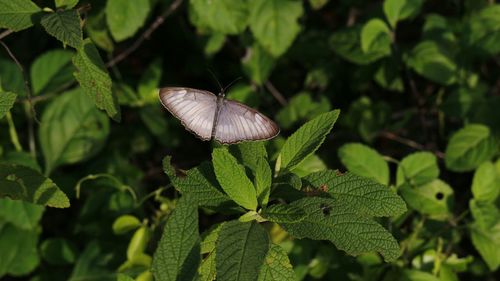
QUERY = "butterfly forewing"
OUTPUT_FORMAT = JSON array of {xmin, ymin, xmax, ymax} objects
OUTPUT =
[
  {"xmin": 214, "ymin": 100, "xmax": 279, "ymax": 144},
  {"xmin": 159, "ymin": 87, "xmax": 216, "ymax": 140}
]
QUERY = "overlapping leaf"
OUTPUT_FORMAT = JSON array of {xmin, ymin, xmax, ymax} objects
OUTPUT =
[
  {"xmin": 106, "ymin": 0, "xmax": 151, "ymax": 41},
  {"xmin": 73, "ymin": 39, "xmax": 121, "ymax": 121},
  {"xmin": 39, "ymin": 88, "xmax": 109, "ymax": 174},
  {"xmin": 278, "ymin": 110, "xmax": 339, "ymax": 172},
  {"xmin": 0, "ymin": 164, "xmax": 70, "ymax": 208},
  {"xmin": 41, "ymin": 9, "xmax": 83, "ymax": 48},
  {"xmin": 445, "ymin": 124, "xmax": 497, "ymax": 172},
  {"xmin": 257, "ymin": 244, "xmax": 296, "ymax": 281},
  {"xmin": 249, "ymin": 0, "xmax": 303, "ymax": 57},
  {"xmin": 305, "ymin": 171, "xmax": 407, "ymax": 217},
  {"xmin": 338, "ymin": 143, "xmax": 389, "ymax": 185},
  {"xmin": 396, "ymin": 152, "xmax": 439, "ymax": 187},
  {"xmin": 0, "ymin": 92, "xmax": 16, "ymax": 119},
  {"xmin": 152, "ymin": 196, "xmax": 200, "ymax": 281},
  {"xmin": 190, "ymin": 0, "xmax": 248, "ymax": 35},
  {"xmin": 163, "ymin": 156, "xmax": 231, "ymax": 208},
  {"xmin": 280, "ymin": 197, "xmax": 401, "ymax": 262},
  {"xmin": 216, "ymin": 221, "xmax": 269, "ymax": 281},
  {"xmin": 0, "ymin": 0, "xmax": 41, "ymax": 31},
  {"xmin": 212, "ymin": 148, "xmax": 258, "ymax": 210}
]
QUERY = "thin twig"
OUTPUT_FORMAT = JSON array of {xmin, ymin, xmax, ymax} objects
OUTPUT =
[
  {"xmin": 390, "ymin": 41, "xmax": 429, "ymax": 142},
  {"xmin": 0, "ymin": 40, "xmax": 39, "ymax": 156},
  {"xmin": 6, "ymin": 112, "xmax": 22, "ymax": 151},
  {"xmin": 106, "ymin": 0, "xmax": 184, "ymax": 68},
  {"xmin": 0, "ymin": 29, "xmax": 13, "ymax": 40},
  {"xmin": 0, "ymin": 40, "xmax": 39, "ymax": 123},
  {"xmin": 378, "ymin": 131, "xmax": 445, "ymax": 159},
  {"xmin": 264, "ymin": 81, "xmax": 287, "ymax": 106}
]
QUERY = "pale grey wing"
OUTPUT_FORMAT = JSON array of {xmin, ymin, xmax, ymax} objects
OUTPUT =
[
  {"xmin": 159, "ymin": 87, "xmax": 217, "ymax": 140},
  {"xmin": 214, "ymin": 100, "xmax": 280, "ymax": 144}
]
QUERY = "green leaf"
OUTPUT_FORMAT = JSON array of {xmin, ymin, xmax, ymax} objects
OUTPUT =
[
  {"xmin": 69, "ymin": 241, "xmax": 116, "ymax": 281},
  {"xmin": 152, "ymin": 196, "xmax": 200, "ymax": 281},
  {"xmin": 401, "ymin": 269, "xmax": 441, "ymax": 281},
  {"xmin": 55, "ymin": 0, "xmax": 79, "ymax": 9},
  {"xmin": 257, "ymin": 244, "xmax": 296, "ymax": 281},
  {"xmin": 444, "ymin": 124, "xmax": 497, "ymax": 172},
  {"xmin": 0, "ymin": 151, "xmax": 41, "ymax": 172},
  {"xmin": 360, "ymin": 19, "xmax": 391, "ymax": 57},
  {"xmin": 199, "ymin": 250, "xmax": 216, "ymax": 281},
  {"xmin": 127, "ymin": 226, "xmax": 150, "ymax": 260},
  {"xmin": 163, "ymin": 156, "xmax": 231, "ymax": 208},
  {"xmin": 291, "ymin": 154, "xmax": 327, "ymax": 177},
  {"xmin": 85, "ymin": 6, "xmax": 114, "ymax": 52},
  {"xmin": 309, "ymin": 0, "xmax": 329, "ymax": 10},
  {"xmin": 465, "ymin": 5, "xmax": 500, "ymax": 56},
  {"xmin": 199, "ymin": 224, "xmax": 221, "ymax": 281},
  {"xmin": 374, "ymin": 58, "xmax": 404, "ymax": 92},
  {"xmin": 305, "ymin": 171, "xmax": 407, "ymax": 217},
  {"xmin": 0, "ymin": 59, "xmax": 24, "ymax": 95},
  {"xmin": 40, "ymin": 9, "xmax": 83, "ymax": 48},
  {"xmin": 30, "ymin": 49, "xmax": 75, "ymax": 95},
  {"xmin": 330, "ymin": 25, "xmax": 388, "ymax": 65},
  {"xmin": 470, "ymin": 221, "xmax": 500, "ymax": 271},
  {"xmin": 0, "ymin": 164, "xmax": 70, "ymax": 208},
  {"xmin": 190, "ymin": 0, "xmax": 248, "ymax": 35},
  {"xmin": 0, "ymin": 91, "xmax": 17, "ymax": 119},
  {"xmin": 383, "ymin": 0, "xmax": 423, "ymax": 28},
  {"xmin": 242, "ymin": 43, "xmax": 275, "ymax": 85},
  {"xmin": 471, "ymin": 161, "xmax": 500, "ymax": 202},
  {"xmin": 278, "ymin": 110, "xmax": 340, "ymax": 172},
  {"xmin": 255, "ymin": 157, "xmax": 272, "ymax": 206},
  {"xmin": 0, "ymin": 0, "xmax": 41, "ymax": 31},
  {"xmin": 249, "ymin": 0, "xmax": 303, "ymax": 57},
  {"xmin": 470, "ymin": 199, "xmax": 500, "ymax": 229},
  {"xmin": 112, "ymin": 215, "xmax": 142, "ymax": 234},
  {"xmin": 216, "ymin": 221, "xmax": 269, "ymax": 281},
  {"xmin": 406, "ymin": 40, "xmax": 457, "ymax": 85},
  {"xmin": 201, "ymin": 224, "xmax": 223, "ymax": 254},
  {"xmin": 212, "ymin": 147, "xmax": 258, "ymax": 210},
  {"xmin": 117, "ymin": 274, "xmax": 135, "ymax": 281},
  {"xmin": 261, "ymin": 204, "xmax": 306, "ymax": 223},
  {"xmin": 276, "ymin": 92, "xmax": 331, "ymax": 130},
  {"xmin": 230, "ymin": 141, "xmax": 268, "ymax": 172},
  {"xmin": 138, "ymin": 58, "xmax": 162, "ymax": 105},
  {"xmin": 338, "ymin": 143, "xmax": 389, "ymax": 185},
  {"xmin": 106, "ymin": 0, "xmax": 151, "ymax": 41},
  {"xmin": 39, "ymin": 88, "xmax": 110, "ymax": 174},
  {"xmin": 204, "ymin": 32, "xmax": 226, "ymax": 55},
  {"xmin": 40, "ymin": 238, "xmax": 78, "ymax": 265},
  {"xmin": 400, "ymin": 179, "xmax": 453, "ymax": 219},
  {"xmin": 0, "ymin": 198, "xmax": 44, "ymax": 230},
  {"xmin": 396, "ymin": 152, "xmax": 439, "ymax": 187},
  {"xmin": 280, "ymin": 197, "xmax": 401, "ymax": 262},
  {"xmin": 0, "ymin": 224, "xmax": 39, "ymax": 277},
  {"xmin": 73, "ymin": 39, "xmax": 121, "ymax": 121}
]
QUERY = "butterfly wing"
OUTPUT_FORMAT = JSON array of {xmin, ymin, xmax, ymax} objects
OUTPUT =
[
  {"xmin": 214, "ymin": 100, "xmax": 280, "ymax": 144},
  {"xmin": 159, "ymin": 87, "xmax": 217, "ymax": 140}
]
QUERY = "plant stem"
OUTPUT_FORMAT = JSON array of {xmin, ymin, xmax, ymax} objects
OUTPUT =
[{"xmin": 6, "ymin": 111, "xmax": 22, "ymax": 151}]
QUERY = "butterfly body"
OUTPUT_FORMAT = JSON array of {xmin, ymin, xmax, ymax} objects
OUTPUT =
[{"xmin": 159, "ymin": 87, "xmax": 279, "ymax": 144}]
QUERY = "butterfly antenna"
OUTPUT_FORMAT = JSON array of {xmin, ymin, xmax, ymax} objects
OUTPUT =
[
  {"xmin": 222, "ymin": 76, "xmax": 243, "ymax": 94},
  {"xmin": 207, "ymin": 68, "xmax": 224, "ymax": 93}
]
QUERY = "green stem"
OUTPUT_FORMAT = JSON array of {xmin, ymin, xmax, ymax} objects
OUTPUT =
[{"xmin": 6, "ymin": 111, "xmax": 22, "ymax": 151}]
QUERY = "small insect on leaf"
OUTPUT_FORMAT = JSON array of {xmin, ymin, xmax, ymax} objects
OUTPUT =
[{"xmin": 320, "ymin": 203, "xmax": 331, "ymax": 216}]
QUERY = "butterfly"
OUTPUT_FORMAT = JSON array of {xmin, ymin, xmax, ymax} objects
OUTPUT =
[{"xmin": 159, "ymin": 87, "xmax": 280, "ymax": 144}]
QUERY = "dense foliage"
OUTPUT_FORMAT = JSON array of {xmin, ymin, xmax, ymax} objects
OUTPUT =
[{"xmin": 1, "ymin": 0, "xmax": 500, "ymax": 280}]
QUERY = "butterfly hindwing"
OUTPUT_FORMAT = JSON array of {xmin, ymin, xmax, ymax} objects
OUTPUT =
[
  {"xmin": 159, "ymin": 87, "xmax": 217, "ymax": 140},
  {"xmin": 214, "ymin": 100, "xmax": 279, "ymax": 144}
]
